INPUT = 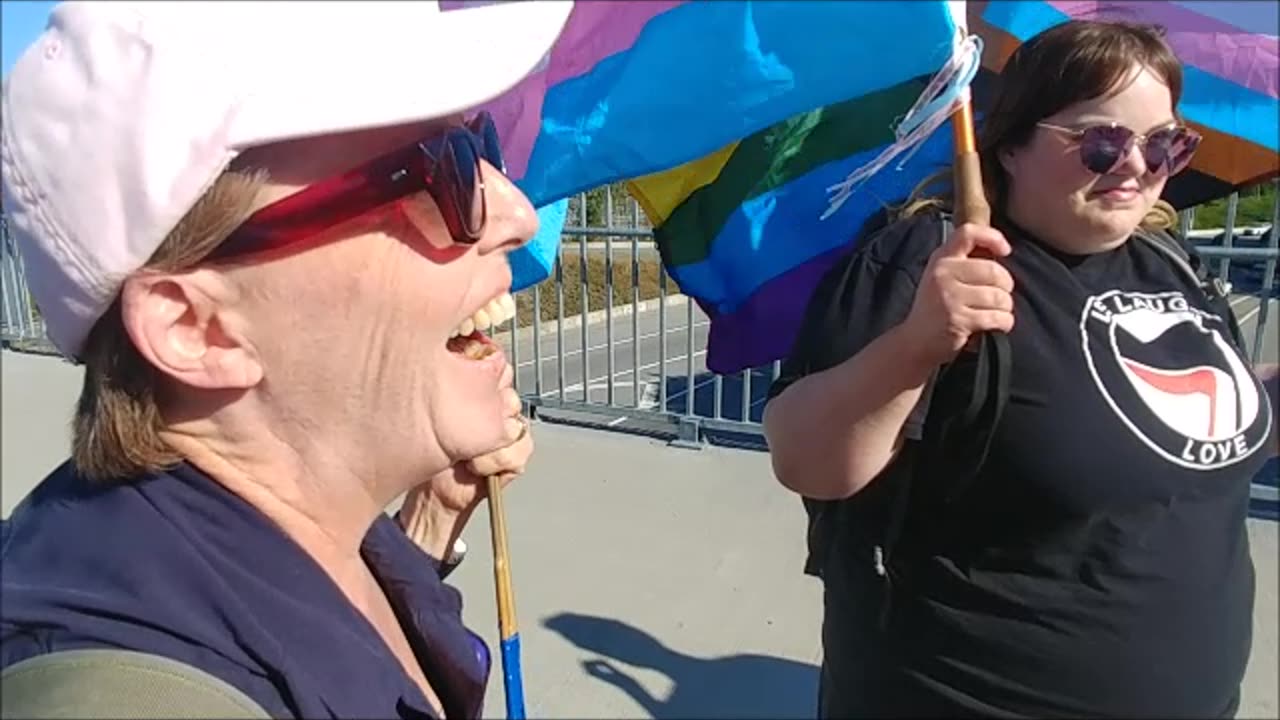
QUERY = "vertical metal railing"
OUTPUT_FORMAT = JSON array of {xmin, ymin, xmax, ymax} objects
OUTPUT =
[
  {"xmin": 1, "ymin": 216, "xmax": 50, "ymax": 349},
  {"xmin": 1219, "ymin": 193, "xmax": 1238, "ymax": 280},
  {"xmin": 631, "ymin": 199, "xmax": 642, "ymax": 409},
  {"xmin": 1253, "ymin": 182, "xmax": 1280, "ymax": 365},
  {"xmin": 3, "ymin": 186, "xmax": 1278, "ymax": 444},
  {"xmin": 604, "ymin": 189, "xmax": 615, "ymax": 406}
]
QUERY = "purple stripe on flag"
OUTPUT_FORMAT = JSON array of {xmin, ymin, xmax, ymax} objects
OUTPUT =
[
  {"xmin": 704, "ymin": 246, "xmax": 851, "ymax": 375},
  {"xmin": 1168, "ymin": 1, "xmax": 1280, "ymax": 35},
  {"xmin": 1047, "ymin": 0, "xmax": 1278, "ymax": 99}
]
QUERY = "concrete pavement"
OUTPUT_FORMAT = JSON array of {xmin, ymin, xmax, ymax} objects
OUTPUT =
[{"xmin": 1, "ymin": 349, "xmax": 1277, "ymax": 718}]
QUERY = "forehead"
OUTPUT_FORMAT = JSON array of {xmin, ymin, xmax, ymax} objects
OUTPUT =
[{"xmin": 1050, "ymin": 64, "xmax": 1176, "ymax": 130}]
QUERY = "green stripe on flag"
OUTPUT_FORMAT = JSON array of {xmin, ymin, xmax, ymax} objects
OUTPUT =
[{"xmin": 656, "ymin": 74, "xmax": 930, "ymax": 268}]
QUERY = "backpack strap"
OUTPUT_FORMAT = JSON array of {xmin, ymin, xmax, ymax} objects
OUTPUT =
[
  {"xmin": 799, "ymin": 211, "xmax": 948, "ymax": 581},
  {"xmin": 802, "ymin": 211, "xmax": 1013, "ymax": 597},
  {"xmin": 873, "ymin": 213, "xmax": 1012, "ymax": 628},
  {"xmin": 1132, "ymin": 228, "xmax": 1248, "ymax": 350},
  {"xmin": 1132, "ymin": 227, "xmax": 1229, "ymax": 297},
  {"xmin": 1, "ymin": 649, "xmax": 272, "ymax": 719}
]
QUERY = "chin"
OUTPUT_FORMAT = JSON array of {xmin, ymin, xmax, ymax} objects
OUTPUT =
[
  {"xmin": 1078, "ymin": 206, "xmax": 1144, "ymax": 243},
  {"xmin": 438, "ymin": 408, "xmax": 511, "ymax": 462}
]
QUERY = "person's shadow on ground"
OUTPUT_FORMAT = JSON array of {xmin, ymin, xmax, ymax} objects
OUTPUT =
[{"xmin": 543, "ymin": 612, "xmax": 818, "ymax": 719}]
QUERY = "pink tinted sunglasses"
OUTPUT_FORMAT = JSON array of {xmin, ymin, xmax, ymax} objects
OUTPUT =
[
  {"xmin": 1037, "ymin": 121, "xmax": 1201, "ymax": 177},
  {"xmin": 208, "ymin": 112, "xmax": 504, "ymax": 261}
]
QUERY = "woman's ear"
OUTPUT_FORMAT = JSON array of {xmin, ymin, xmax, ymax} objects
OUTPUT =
[
  {"xmin": 119, "ymin": 269, "xmax": 263, "ymax": 391},
  {"xmin": 998, "ymin": 146, "xmax": 1019, "ymax": 178}
]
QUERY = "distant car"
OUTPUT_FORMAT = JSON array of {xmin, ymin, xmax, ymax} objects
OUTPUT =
[
  {"xmin": 1211, "ymin": 226, "xmax": 1274, "ymax": 246},
  {"xmin": 1198, "ymin": 226, "xmax": 1279, "ymax": 295}
]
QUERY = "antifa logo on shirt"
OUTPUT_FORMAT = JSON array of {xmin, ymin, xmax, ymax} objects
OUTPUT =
[{"xmin": 1081, "ymin": 290, "xmax": 1272, "ymax": 471}]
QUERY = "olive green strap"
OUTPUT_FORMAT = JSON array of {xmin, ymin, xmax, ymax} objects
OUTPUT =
[{"xmin": 1, "ymin": 649, "xmax": 272, "ymax": 719}]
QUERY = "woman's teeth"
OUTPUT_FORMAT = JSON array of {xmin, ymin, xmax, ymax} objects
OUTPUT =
[{"xmin": 450, "ymin": 292, "xmax": 516, "ymax": 338}]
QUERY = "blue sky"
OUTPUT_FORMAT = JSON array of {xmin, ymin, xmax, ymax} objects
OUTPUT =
[{"xmin": 2, "ymin": 0, "xmax": 57, "ymax": 78}]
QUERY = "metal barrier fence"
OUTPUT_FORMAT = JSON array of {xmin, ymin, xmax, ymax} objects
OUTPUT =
[
  {"xmin": 510, "ymin": 190, "xmax": 777, "ymax": 450},
  {"xmin": 3, "ymin": 186, "xmax": 1278, "ymax": 514},
  {"xmin": 0, "ymin": 216, "xmax": 48, "ymax": 349},
  {"xmin": 507, "ymin": 187, "xmax": 1278, "ymax": 520}
]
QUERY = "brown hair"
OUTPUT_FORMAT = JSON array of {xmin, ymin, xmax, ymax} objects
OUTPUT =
[
  {"xmin": 72, "ymin": 170, "xmax": 265, "ymax": 482},
  {"xmin": 901, "ymin": 19, "xmax": 1184, "ymax": 230}
]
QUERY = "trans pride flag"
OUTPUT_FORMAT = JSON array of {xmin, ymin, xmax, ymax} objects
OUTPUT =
[
  {"xmin": 460, "ymin": 0, "xmax": 968, "ymax": 294},
  {"xmin": 625, "ymin": 0, "xmax": 1279, "ymax": 374},
  {"xmin": 980, "ymin": 1, "xmax": 1278, "ymax": 207}
]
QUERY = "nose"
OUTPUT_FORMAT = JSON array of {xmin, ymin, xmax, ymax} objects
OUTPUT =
[
  {"xmin": 478, "ymin": 160, "xmax": 539, "ymax": 254},
  {"xmin": 1112, "ymin": 138, "xmax": 1147, "ymax": 178}
]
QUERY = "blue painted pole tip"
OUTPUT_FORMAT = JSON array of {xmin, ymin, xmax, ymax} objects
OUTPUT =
[{"xmin": 500, "ymin": 633, "xmax": 526, "ymax": 719}]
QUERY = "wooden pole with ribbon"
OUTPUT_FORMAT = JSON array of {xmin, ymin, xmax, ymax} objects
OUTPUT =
[
  {"xmin": 949, "ymin": 3, "xmax": 991, "ymax": 230},
  {"xmin": 820, "ymin": 4, "xmax": 988, "ymax": 227}
]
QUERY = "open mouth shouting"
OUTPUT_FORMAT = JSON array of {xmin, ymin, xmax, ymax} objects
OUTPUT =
[{"xmin": 446, "ymin": 291, "xmax": 517, "ymax": 363}]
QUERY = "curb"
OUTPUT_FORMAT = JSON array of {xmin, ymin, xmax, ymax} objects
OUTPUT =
[
  {"xmin": 530, "ymin": 293, "xmax": 688, "ymax": 336},
  {"xmin": 493, "ymin": 294, "xmax": 690, "ymax": 349}
]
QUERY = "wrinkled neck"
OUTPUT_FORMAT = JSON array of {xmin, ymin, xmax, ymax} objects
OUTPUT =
[{"xmin": 158, "ymin": 394, "xmax": 391, "ymax": 572}]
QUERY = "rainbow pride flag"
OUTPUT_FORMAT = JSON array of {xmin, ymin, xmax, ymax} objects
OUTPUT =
[
  {"xmin": 623, "ymin": 0, "xmax": 1279, "ymax": 374},
  {"xmin": 456, "ymin": 0, "xmax": 967, "ymax": 293}
]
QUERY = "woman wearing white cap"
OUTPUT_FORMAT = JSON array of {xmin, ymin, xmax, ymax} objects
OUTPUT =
[{"xmin": 0, "ymin": 2, "xmax": 571, "ymax": 717}]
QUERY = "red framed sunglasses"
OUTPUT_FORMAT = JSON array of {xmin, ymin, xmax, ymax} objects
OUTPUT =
[
  {"xmin": 1037, "ymin": 121, "xmax": 1201, "ymax": 177},
  {"xmin": 209, "ymin": 112, "xmax": 504, "ymax": 261}
]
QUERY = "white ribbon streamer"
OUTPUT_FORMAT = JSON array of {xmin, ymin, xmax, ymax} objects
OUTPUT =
[{"xmin": 820, "ymin": 33, "xmax": 984, "ymax": 221}]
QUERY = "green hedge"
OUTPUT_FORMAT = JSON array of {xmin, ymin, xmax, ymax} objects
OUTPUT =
[
  {"xmin": 513, "ymin": 250, "xmax": 681, "ymax": 326},
  {"xmin": 1191, "ymin": 182, "xmax": 1277, "ymax": 229}
]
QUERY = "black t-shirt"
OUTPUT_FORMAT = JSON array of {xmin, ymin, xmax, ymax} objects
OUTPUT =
[{"xmin": 769, "ymin": 211, "xmax": 1275, "ymax": 718}]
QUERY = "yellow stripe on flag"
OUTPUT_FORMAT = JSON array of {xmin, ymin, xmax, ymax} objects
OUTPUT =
[{"xmin": 626, "ymin": 141, "xmax": 740, "ymax": 226}]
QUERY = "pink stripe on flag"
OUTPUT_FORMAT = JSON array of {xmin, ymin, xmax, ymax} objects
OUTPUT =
[
  {"xmin": 483, "ymin": 68, "xmax": 549, "ymax": 183},
  {"xmin": 543, "ymin": 0, "xmax": 687, "ymax": 86},
  {"xmin": 1048, "ymin": 0, "xmax": 1278, "ymax": 99},
  {"xmin": 479, "ymin": 0, "xmax": 687, "ymax": 182}
]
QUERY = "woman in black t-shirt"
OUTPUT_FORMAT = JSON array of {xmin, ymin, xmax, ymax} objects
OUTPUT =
[{"xmin": 763, "ymin": 19, "xmax": 1278, "ymax": 718}]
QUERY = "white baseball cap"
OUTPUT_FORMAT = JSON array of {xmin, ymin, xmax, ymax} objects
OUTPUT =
[{"xmin": 0, "ymin": 0, "xmax": 571, "ymax": 359}]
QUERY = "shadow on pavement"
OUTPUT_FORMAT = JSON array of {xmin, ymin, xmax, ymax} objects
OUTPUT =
[{"xmin": 544, "ymin": 612, "xmax": 818, "ymax": 719}]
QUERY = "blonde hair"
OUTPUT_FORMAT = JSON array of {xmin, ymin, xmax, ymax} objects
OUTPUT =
[
  {"xmin": 72, "ymin": 170, "xmax": 265, "ymax": 482},
  {"xmin": 898, "ymin": 19, "xmax": 1184, "ymax": 235}
]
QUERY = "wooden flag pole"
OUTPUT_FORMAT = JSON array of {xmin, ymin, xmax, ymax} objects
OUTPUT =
[
  {"xmin": 487, "ymin": 473, "xmax": 525, "ymax": 719},
  {"xmin": 951, "ymin": 88, "xmax": 991, "ymax": 228}
]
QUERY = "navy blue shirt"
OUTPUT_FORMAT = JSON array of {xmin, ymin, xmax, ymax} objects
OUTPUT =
[{"xmin": 1, "ymin": 460, "xmax": 491, "ymax": 719}]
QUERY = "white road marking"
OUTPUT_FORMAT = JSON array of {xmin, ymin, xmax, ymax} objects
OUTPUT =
[{"xmin": 541, "ymin": 349, "xmax": 708, "ymax": 398}]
